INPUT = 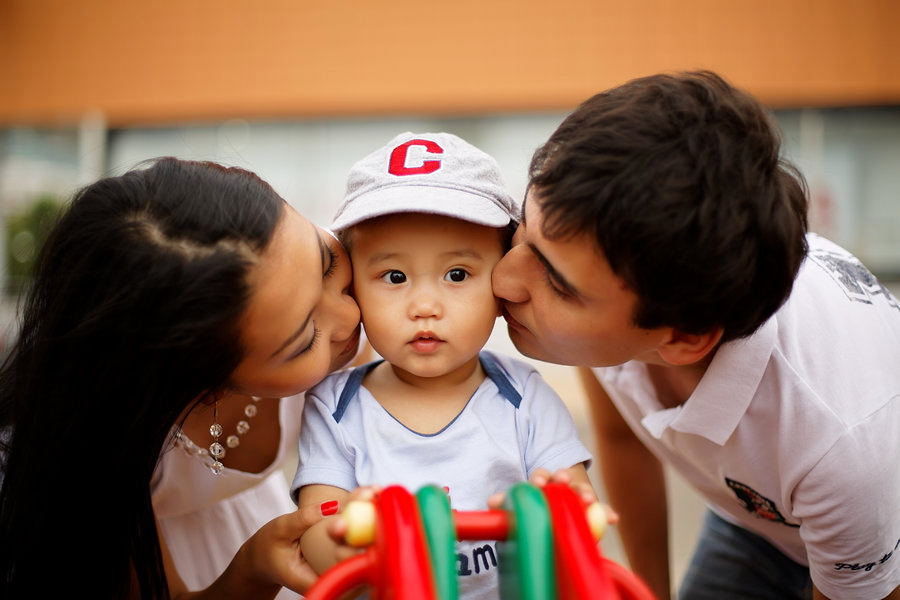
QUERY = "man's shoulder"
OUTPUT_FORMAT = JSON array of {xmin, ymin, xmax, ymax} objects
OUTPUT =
[{"xmin": 798, "ymin": 234, "xmax": 897, "ymax": 308}]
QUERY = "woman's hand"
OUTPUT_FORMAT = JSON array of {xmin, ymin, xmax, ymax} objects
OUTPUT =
[
  {"xmin": 168, "ymin": 504, "xmax": 325, "ymax": 600},
  {"xmin": 229, "ymin": 504, "xmax": 326, "ymax": 596}
]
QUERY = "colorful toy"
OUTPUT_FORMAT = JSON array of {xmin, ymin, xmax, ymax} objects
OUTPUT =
[{"xmin": 304, "ymin": 482, "xmax": 657, "ymax": 600}]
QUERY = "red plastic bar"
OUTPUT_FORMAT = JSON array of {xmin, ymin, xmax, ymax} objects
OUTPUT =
[
  {"xmin": 304, "ymin": 551, "xmax": 374, "ymax": 600},
  {"xmin": 373, "ymin": 486, "xmax": 439, "ymax": 599},
  {"xmin": 543, "ymin": 482, "xmax": 618, "ymax": 599},
  {"xmin": 602, "ymin": 559, "xmax": 659, "ymax": 600},
  {"xmin": 542, "ymin": 482, "xmax": 657, "ymax": 600},
  {"xmin": 453, "ymin": 510, "xmax": 510, "ymax": 541}
]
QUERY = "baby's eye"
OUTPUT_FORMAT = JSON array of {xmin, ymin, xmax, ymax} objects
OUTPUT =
[
  {"xmin": 445, "ymin": 268, "xmax": 469, "ymax": 283},
  {"xmin": 380, "ymin": 270, "xmax": 407, "ymax": 285}
]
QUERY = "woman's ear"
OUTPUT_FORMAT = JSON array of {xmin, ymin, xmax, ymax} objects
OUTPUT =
[{"xmin": 657, "ymin": 327, "xmax": 724, "ymax": 366}]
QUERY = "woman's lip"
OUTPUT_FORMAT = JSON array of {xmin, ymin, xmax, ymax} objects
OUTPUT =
[{"xmin": 341, "ymin": 327, "xmax": 361, "ymax": 355}]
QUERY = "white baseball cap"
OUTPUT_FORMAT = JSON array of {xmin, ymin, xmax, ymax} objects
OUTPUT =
[{"xmin": 331, "ymin": 132, "xmax": 519, "ymax": 231}]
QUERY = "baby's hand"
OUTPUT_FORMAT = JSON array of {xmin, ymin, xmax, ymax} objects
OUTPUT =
[
  {"xmin": 325, "ymin": 485, "xmax": 381, "ymax": 563},
  {"xmin": 487, "ymin": 468, "xmax": 619, "ymax": 527}
]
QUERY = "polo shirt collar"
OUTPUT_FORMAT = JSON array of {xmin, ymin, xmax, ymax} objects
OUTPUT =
[{"xmin": 641, "ymin": 316, "xmax": 777, "ymax": 445}]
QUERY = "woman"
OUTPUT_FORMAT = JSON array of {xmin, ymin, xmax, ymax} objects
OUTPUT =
[{"xmin": 0, "ymin": 157, "xmax": 361, "ymax": 598}]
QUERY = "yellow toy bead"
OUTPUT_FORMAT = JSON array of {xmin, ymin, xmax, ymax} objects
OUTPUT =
[
  {"xmin": 343, "ymin": 500, "xmax": 377, "ymax": 547},
  {"xmin": 587, "ymin": 502, "xmax": 608, "ymax": 540}
]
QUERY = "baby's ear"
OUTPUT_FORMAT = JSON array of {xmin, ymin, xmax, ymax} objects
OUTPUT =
[{"xmin": 657, "ymin": 327, "xmax": 724, "ymax": 366}]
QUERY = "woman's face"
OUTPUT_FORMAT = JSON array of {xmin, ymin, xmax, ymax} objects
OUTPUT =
[{"xmin": 229, "ymin": 207, "xmax": 361, "ymax": 398}]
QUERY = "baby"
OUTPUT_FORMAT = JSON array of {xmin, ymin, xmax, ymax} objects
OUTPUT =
[{"xmin": 293, "ymin": 132, "xmax": 593, "ymax": 599}]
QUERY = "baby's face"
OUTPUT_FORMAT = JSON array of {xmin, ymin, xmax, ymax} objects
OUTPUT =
[{"xmin": 349, "ymin": 212, "xmax": 503, "ymax": 381}]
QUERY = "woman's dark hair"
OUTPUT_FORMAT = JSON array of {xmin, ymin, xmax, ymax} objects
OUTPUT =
[
  {"xmin": 530, "ymin": 70, "xmax": 809, "ymax": 342},
  {"xmin": 0, "ymin": 157, "xmax": 284, "ymax": 598}
]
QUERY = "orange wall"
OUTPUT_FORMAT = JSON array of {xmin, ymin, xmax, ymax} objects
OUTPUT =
[{"xmin": 2, "ymin": 0, "xmax": 899, "ymax": 127}]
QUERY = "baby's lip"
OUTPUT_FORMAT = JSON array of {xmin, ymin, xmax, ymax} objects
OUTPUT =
[{"xmin": 410, "ymin": 331, "xmax": 443, "ymax": 343}]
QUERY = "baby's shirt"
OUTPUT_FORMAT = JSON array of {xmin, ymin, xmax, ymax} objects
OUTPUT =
[{"xmin": 292, "ymin": 350, "xmax": 592, "ymax": 600}]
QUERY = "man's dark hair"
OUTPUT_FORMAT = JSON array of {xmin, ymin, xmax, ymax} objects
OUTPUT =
[{"xmin": 530, "ymin": 70, "xmax": 809, "ymax": 342}]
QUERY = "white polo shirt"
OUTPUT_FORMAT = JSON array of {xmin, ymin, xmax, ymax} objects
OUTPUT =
[{"xmin": 592, "ymin": 234, "xmax": 900, "ymax": 600}]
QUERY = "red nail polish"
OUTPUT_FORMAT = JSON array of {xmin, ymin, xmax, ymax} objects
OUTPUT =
[{"xmin": 320, "ymin": 500, "xmax": 339, "ymax": 516}]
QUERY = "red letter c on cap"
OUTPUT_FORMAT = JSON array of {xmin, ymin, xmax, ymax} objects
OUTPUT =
[{"xmin": 388, "ymin": 139, "xmax": 443, "ymax": 175}]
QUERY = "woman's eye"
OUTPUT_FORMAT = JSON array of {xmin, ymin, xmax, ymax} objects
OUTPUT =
[
  {"xmin": 380, "ymin": 270, "xmax": 407, "ymax": 285},
  {"xmin": 445, "ymin": 268, "xmax": 469, "ymax": 283},
  {"xmin": 323, "ymin": 245, "xmax": 338, "ymax": 278}
]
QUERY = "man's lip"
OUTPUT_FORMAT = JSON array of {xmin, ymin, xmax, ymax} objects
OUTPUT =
[{"xmin": 501, "ymin": 305, "xmax": 525, "ymax": 331}]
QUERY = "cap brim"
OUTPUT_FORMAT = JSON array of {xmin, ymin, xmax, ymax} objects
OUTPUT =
[{"xmin": 331, "ymin": 184, "xmax": 513, "ymax": 231}]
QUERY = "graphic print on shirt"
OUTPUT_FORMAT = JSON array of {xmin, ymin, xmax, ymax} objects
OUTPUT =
[
  {"xmin": 445, "ymin": 485, "xmax": 500, "ymax": 580},
  {"xmin": 808, "ymin": 246, "xmax": 900, "ymax": 312},
  {"xmin": 725, "ymin": 477, "xmax": 799, "ymax": 527},
  {"xmin": 833, "ymin": 538, "xmax": 900, "ymax": 575},
  {"xmin": 458, "ymin": 543, "xmax": 499, "ymax": 577}
]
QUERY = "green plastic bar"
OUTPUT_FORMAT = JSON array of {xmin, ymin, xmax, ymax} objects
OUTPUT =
[
  {"xmin": 416, "ymin": 485, "xmax": 460, "ymax": 600},
  {"xmin": 499, "ymin": 482, "xmax": 557, "ymax": 600}
]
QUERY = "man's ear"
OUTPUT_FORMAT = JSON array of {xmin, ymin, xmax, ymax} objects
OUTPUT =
[{"xmin": 657, "ymin": 327, "xmax": 724, "ymax": 366}]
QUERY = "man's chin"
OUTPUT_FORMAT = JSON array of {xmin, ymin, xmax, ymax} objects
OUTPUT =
[
  {"xmin": 507, "ymin": 327, "xmax": 585, "ymax": 367},
  {"xmin": 506, "ymin": 326, "xmax": 546, "ymax": 361}
]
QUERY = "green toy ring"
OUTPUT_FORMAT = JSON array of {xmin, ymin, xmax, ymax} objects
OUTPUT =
[
  {"xmin": 500, "ymin": 482, "xmax": 557, "ymax": 600},
  {"xmin": 416, "ymin": 485, "xmax": 459, "ymax": 600}
]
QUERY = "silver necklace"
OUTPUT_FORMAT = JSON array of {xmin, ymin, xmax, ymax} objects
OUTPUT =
[{"xmin": 207, "ymin": 396, "xmax": 261, "ymax": 475}]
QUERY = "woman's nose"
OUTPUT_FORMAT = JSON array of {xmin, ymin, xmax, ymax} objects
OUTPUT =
[{"xmin": 327, "ymin": 284, "xmax": 360, "ymax": 341}]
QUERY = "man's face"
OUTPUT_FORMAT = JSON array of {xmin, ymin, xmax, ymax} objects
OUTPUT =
[{"xmin": 492, "ymin": 190, "xmax": 668, "ymax": 367}]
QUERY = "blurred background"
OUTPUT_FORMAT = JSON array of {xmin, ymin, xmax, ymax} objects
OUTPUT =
[{"xmin": 2, "ymin": 0, "xmax": 899, "ymax": 591}]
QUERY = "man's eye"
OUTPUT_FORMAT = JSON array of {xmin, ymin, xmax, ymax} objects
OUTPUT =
[
  {"xmin": 445, "ymin": 268, "xmax": 469, "ymax": 282},
  {"xmin": 544, "ymin": 273, "xmax": 571, "ymax": 299},
  {"xmin": 380, "ymin": 270, "xmax": 406, "ymax": 284}
]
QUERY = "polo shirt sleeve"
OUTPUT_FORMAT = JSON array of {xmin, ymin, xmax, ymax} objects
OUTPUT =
[
  {"xmin": 515, "ymin": 366, "xmax": 594, "ymax": 477},
  {"xmin": 290, "ymin": 376, "xmax": 358, "ymax": 503},
  {"xmin": 794, "ymin": 401, "xmax": 900, "ymax": 599}
]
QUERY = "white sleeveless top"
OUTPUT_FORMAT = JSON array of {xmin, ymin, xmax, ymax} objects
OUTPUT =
[{"xmin": 152, "ymin": 395, "xmax": 304, "ymax": 599}]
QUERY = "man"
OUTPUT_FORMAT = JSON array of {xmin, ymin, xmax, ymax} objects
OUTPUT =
[{"xmin": 492, "ymin": 70, "xmax": 900, "ymax": 600}]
